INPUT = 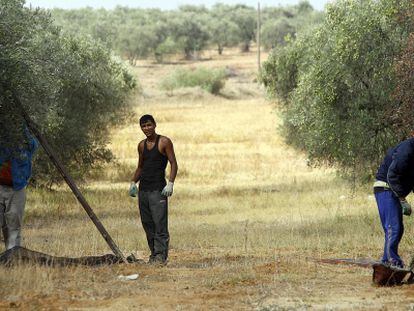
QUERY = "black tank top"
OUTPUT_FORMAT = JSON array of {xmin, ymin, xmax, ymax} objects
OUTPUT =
[{"xmin": 139, "ymin": 135, "xmax": 168, "ymax": 191}]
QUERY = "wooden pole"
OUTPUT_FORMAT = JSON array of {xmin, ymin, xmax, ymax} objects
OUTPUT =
[
  {"xmin": 257, "ymin": 2, "xmax": 261, "ymax": 73},
  {"xmin": 9, "ymin": 90, "xmax": 127, "ymax": 263}
]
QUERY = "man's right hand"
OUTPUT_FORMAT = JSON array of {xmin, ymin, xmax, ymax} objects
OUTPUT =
[
  {"xmin": 400, "ymin": 199, "xmax": 412, "ymax": 216},
  {"xmin": 129, "ymin": 182, "xmax": 138, "ymax": 197}
]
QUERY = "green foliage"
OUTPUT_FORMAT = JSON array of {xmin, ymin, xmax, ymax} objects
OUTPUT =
[
  {"xmin": 261, "ymin": 0, "xmax": 413, "ymax": 180},
  {"xmin": 49, "ymin": 4, "xmax": 323, "ymax": 61},
  {"xmin": 170, "ymin": 12, "xmax": 210, "ymax": 59},
  {"xmin": 160, "ymin": 67, "xmax": 226, "ymax": 95},
  {"xmin": 0, "ymin": 0, "xmax": 136, "ymax": 185},
  {"xmin": 393, "ymin": 32, "xmax": 414, "ymax": 139},
  {"xmin": 261, "ymin": 18, "xmax": 296, "ymax": 50},
  {"xmin": 261, "ymin": 36, "xmax": 303, "ymax": 102},
  {"xmin": 207, "ymin": 14, "xmax": 240, "ymax": 55},
  {"xmin": 155, "ymin": 37, "xmax": 181, "ymax": 63},
  {"xmin": 228, "ymin": 5, "xmax": 256, "ymax": 52},
  {"xmin": 261, "ymin": 1, "xmax": 323, "ymax": 51},
  {"xmin": 116, "ymin": 24, "xmax": 157, "ymax": 64}
]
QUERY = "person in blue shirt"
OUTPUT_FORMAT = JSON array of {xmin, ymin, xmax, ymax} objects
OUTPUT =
[
  {"xmin": 0, "ymin": 128, "xmax": 38, "ymax": 250},
  {"xmin": 374, "ymin": 138, "xmax": 414, "ymax": 268}
]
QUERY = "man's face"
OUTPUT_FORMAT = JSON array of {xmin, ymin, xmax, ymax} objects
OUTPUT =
[{"xmin": 140, "ymin": 120, "xmax": 156, "ymax": 137}]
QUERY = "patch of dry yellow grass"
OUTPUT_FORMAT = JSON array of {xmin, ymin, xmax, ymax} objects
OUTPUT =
[{"xmin": 1, "ymin": 47, "xmax": 414, "ymax": 310}]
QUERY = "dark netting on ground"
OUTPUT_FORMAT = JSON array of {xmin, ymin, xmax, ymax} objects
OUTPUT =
[
  {"xmin": 0, "ymin": 247, "xmax": 142, "ymax": 267},
  {"xmin": 372, "ymin": 263, "xmax": 414, "ymax": 286},
  {"xmin": 315, "ymin": 257, "xmax": 414, "ymax": 287}
]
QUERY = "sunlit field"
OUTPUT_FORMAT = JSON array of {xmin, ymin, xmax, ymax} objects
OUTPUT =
[{"xmin": 1, "ymin": 48, "xmax": 414, "ymax": 310}]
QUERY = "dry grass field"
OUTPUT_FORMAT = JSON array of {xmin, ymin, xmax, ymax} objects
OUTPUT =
[{"xmin": 1, "ymin": 48, "xmax": 414, "ymax": 310}]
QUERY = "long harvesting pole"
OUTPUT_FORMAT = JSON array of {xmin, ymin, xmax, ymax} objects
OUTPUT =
[
  {"xmin": 257, "ymin": 2, "xmax": 261, "ymax": 73},
  {"xmin": 9, "ymin": 91, "xmax": 127, "ymax": 263}
]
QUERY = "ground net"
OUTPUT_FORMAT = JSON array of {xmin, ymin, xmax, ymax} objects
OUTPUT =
[
  {"xmin": 0, "ymin": 246, "xmax": 140, "ymax": 267},
  {"xmin": 314, "ymin": 257, "xmax": 414, "ymax": 286}
]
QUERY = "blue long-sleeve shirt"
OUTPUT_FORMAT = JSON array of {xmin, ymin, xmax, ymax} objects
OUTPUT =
[
  {"xmin": 376, "ymin": 138, "xmax": 414, "ymax": 198},
  {"xmin": 0, "ymin": 129, "xmax": 38, "ymax": 191}
]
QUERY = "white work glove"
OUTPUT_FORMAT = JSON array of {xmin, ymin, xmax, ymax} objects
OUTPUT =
[
  {"xmin": 161, "ymin": 181, "xmax": 174, "ymax": 197},
  {"xmin": 129, "ymin": 182, "xmax": 138, "ymax": 197},
  {"xmin": 400, "ymin": 199, "xmax": 412, "ymax": 216}
]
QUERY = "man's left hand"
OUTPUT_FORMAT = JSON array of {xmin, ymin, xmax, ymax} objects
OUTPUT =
[
  {"xmin": 400, "ymin": 200, "xmax": 412, "ymax": 216},
  {"xmin": 129, "ymin": 182, "xmax": 138, "ymax": 197},
  {"xmin": 161, "ymin": 181, "xmax": 174, "ymax": 197}
]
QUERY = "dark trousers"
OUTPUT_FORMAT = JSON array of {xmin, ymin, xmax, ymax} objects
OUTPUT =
[
  {"xmin": 138, "ymin": 190, "xmax": 169, "ymax": 260},
  {"xmin": 375, "ymin": 190, "xmax": 404, "ymax": 267}
]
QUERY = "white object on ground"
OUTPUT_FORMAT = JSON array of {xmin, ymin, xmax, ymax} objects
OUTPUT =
[{"xmin": 118, "ymin": 274, "xmax": 139, "ymax": 281}]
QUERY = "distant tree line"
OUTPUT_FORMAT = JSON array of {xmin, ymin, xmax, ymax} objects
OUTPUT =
[
  {"xmin": 261, "ymin": 0, "xmax": 414, "ymax": 181},
  {"xmin": 50, "ymin": 1, "xmax": 323, "ymax": 63}
]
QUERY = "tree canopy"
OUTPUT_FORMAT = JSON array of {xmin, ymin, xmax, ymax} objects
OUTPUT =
[
  {"xmin": 50, "ymin": 1, "xmax": 322, "ymax": 62},
  {"xmin": 261, "ymin": 0, "xmax": 414, "ymax": 180},
  {"xmin": 0, "ymin": 0, "xmax": 136, "ymax": 185}
]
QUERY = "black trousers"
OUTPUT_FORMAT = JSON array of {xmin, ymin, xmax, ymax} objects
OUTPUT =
[{"xmin": 138, "ymin": 190, "xmax": 169, "ymax": 260}]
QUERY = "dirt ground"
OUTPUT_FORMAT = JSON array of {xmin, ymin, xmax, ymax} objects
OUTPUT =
[{"xmin": 2, "ymin": 250, "xmax": 414, "ymax": 310}]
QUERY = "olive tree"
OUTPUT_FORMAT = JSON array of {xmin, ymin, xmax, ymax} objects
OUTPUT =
[
  {"xmin": 0, "ymin": 0, "xmax": 136, "ymax": 185},
  {"xmin": 228, "ymin": 5, "xmax": 256, "ymax": 52},
  {"xmin": 170, "ymin": 12, "xmax": 210, "ymax": 59},
  {"xmin": 207, "ymin": 18, "xmax": 240, "ymax": 55},
  {"xmin": 261, "ymin": 0, "xmax": 413, "ymax": 179},
  {"xmin": 261, "ymin": 18, "xmax": 296, "ymax": 50}
]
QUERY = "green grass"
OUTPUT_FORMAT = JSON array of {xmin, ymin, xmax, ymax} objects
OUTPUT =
[{"xmin": 160, "ymin": 66, "xmax": 226, "ymax": 95}]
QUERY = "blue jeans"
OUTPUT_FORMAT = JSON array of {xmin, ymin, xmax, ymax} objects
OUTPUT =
[{"xmin": 375, "ymin": 190, "xmax": 404, "ymax": 267}]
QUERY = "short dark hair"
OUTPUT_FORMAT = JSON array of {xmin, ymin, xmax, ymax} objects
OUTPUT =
[{"xmin": 139, "ymin": 114, "xmax": 156, "ymax": 125}]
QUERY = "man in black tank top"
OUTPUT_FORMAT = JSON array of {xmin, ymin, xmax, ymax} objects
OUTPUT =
[{"xmin": 129, "ymin": 114, "xmax": 178, "ymax": 265}]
